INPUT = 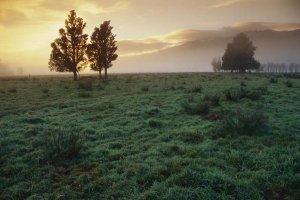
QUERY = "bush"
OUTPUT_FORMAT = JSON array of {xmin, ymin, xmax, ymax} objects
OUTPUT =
[
  {"xmin": 214, "ymin": 110, "xmax": 268, "ymax": 138},
  {"xmin": 78, "ymin": 79, "xmax": 93, "ymax": 91},
  {"xmin": 45, "ymin": 129, "xmax": 84, "ymax": 162}
]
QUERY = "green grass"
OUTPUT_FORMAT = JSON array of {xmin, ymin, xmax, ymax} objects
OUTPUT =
[{"xmin": 0, "ymin": 73, "xmax": 299, "ymax": 199}]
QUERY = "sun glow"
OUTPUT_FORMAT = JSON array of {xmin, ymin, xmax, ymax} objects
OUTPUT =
[{"xmin": 0, "ymin": 0, "xmax": 299, "ymax": 75}]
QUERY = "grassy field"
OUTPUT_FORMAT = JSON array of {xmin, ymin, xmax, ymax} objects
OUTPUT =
[{"xmin": 0, "ymin": 73, "xmax": 299, "ymax": 200}]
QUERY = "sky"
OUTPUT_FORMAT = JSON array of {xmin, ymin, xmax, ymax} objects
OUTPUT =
[{"xmin": 0, "ymin": 0, "xmax": 299, "ymax": 75}]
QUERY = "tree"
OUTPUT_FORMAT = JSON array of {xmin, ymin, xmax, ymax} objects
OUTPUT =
[
  {"xmin": 87, "ymin": 21, "xmax": 118, "ymax": 79},
  {"xmin": 49, "ymin": 10, "xmax": 88, "ymax": 80},
  {"xmin": 211, "ymin": 57, "xmax": 222, "ymax": 72},
  {"xmin": 222, "ymin": 33, "xmax": 260, "ymax": 73}
]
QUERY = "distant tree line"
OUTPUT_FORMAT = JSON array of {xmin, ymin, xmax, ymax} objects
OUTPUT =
[
  {"xmin": 259, "ymin": 63, "xmax": 300, "ymax": 73},
  {"xmin": 49, "ymin": 10, "xmax": 118, "ymax": 80}
]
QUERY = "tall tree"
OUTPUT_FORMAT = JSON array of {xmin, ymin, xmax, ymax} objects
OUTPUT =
[
  {"xmin": 222, "ymin": 33, "xmax": 260, "ymax": 73},
  {"xmin": 87, "ymin": 21, "xmax": 118, "ymax": 79},
  {"xmin": 49, "ymin": 10, "xmax": 88, "ymax": 80}
]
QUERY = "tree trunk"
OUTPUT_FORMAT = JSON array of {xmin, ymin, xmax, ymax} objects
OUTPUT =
[
  {"xmin": 73, "ymin": 71, "xmax": 78, "ymax": 81},
  {"xmin": 105, "ymin": 68, "xmax": 108, "ymax": 79},
  {"xmin": 98, "ymin": 70, "xmax": 102, "ymax": 79}
]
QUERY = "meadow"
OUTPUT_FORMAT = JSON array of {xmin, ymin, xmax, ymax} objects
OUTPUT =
[{"xmin": 0, "ymin": 73, "xmax": 299, "ymax": 199}]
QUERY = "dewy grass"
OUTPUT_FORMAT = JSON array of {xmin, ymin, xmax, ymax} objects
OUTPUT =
[{"xmin": 0, "ymin": 73, "xmax": 299, "ymax": 199}]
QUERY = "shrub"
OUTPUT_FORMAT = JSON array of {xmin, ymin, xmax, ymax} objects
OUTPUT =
[
  {"xmin": 78, "ymin": 79, "xmax": 93, "ymax": 91},
  {"xmin": 214, "ymin": 110, "xmax": 268, "ymax": 138},
  {"xmin": 45, "ymin": 129, "xmax": 84, "ymax": 162}
]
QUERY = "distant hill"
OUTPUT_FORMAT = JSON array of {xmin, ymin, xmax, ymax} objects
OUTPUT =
[{"xmin": 114, "ymin": 29, "xmax": 300, "ymax": 73}]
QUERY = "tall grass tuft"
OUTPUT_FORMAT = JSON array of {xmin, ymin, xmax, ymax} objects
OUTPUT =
[
  {"xmin": 224, "ymin": 87, "xmax": 267, "ymax": 101},
  {"xmin": 45, "ymin": 129, "xmax": 84, "ymax": 162},
  {"xmin": 214, "ymin": 110, "xmax": 268, "ymax": 138}
]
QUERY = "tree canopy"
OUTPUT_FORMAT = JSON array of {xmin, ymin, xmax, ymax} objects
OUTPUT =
[
  {"xmin": 49, "ymin": 10, "xmax": 88, "ymax": 80},
  {"xmin": 87, "ymin": 21, "xmax": 118, "ymax": 79},
  {"xmin": 222, "ymin": 33, "xmax": 260, "ymax": 73}
]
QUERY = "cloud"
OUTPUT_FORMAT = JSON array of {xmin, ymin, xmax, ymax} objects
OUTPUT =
[
  {"xmin": 156, "ymin": 29, "xmax": 231, "ymax": 43},
  {"xmin": 118, "ymin": 29, "xmax": 229, "ymax": 56},
  {"xmin": 0, "ymin": 0, "xmax": 130, "ymax": 27},
  {"xmin": 39, "ymin": 0, "xmax": 130, "ymax": 14},
  {"xmin": 225, "ymin": 22, "xmax": 300, "ymax": 31},
  {"xmin": 210, "ymin": 0, "xmax": 245, "ymax": 8},
  {"xmin": 0, "ymin": 9, "xmax": 27, "ymax": 27},
  {"xmin": 118, "ymin": 21, "xmax": 300, "ymax": 57},
  {"xmin": 118, "ymin": 39, "xmax": 170, "ymax": 56}
]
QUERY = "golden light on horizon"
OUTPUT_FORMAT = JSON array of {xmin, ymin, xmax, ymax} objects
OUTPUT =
[{"xmin": 0, "ymin": 0, "xmax": 299, "ymax": 75}]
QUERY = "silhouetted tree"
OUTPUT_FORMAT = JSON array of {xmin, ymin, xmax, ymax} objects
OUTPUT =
[
  {"xmin": 211, "ymin": 57, "xmax": 222, "ymax": 72},
  {"xmin": 87, "ymin": 21, "xmax": 118, "ymax": 79},
  {"xmin": 49, "ymin": 10, "xmax": 88, "ymax": 80},
  {"xmin": 222, "ymin": 33, "xmax": 260, "ymax": 73}
]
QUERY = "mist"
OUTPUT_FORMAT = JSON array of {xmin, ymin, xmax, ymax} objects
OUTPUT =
[{"xmin": 0, "ymin": 59, "xmax": 14, "ymax": 76}]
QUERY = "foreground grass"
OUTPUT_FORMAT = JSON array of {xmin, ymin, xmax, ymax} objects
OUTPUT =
[{"xmin": 0, "ymin": 73, "xmax": 299, "ymax": 199}]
